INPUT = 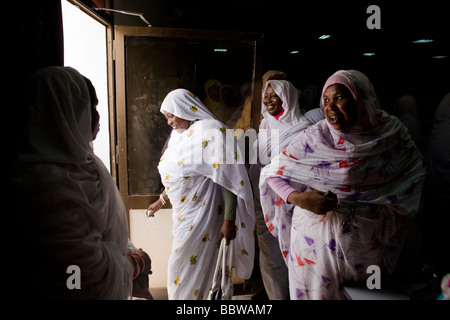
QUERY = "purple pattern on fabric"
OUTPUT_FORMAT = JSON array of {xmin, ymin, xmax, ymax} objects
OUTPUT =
[
  {"xmin": 296, "ymin": 288, "xmax": 304, "ymax": 299},
  {"xmin": 305, "ymin": 144, "xmax": 314, "ymax": 154},
  {"xmin": 317, "ymin": 161, "xmax": 332, "ymax": 169},
  {"xmin": 342, "ymin": 225, "xmax": 352, "ymax": 234},
  {"xmin": 326, "ymin": 239, "xmax": 345, "ymax": 260},
  {"xmin": 321, "ymin": 276, "xmax": 331, "ymax": 289},
  {"xmin": 289, "ymin": 206, "xmax": 295, "ymax": 216},
  {"xmin": 327, "ymin": 239, "xmax": 336, "ymax": 251},
  {"xmin": 304, "ymin": 236, "xmax": 314, "ymax": 246}
]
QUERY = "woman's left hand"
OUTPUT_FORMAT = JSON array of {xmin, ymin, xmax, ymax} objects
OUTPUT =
[{"xmin": 219, "ymin": 219, "xmax": 236, "ymax": 245}]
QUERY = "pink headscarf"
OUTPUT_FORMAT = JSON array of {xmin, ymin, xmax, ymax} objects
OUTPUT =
[{"xmin": 321, "ymin": 70, "xmax": 384, "ymax": 131}]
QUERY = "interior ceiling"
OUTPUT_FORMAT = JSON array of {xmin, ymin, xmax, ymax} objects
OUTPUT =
[
  {"xmin": 150, "ymin": 0, "xmax": 449, "ymax": 96},
  {"xmin": 107, "ymin": 0, "xmax": 448, "ymax": 111},
  {"xmin": 159, "ymin": 1, "xmax": 448, "ymax": 51}
]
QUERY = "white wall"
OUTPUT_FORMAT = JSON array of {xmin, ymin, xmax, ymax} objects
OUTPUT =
[{"xmin": 129, "ymin": 209, "xmax": 173, "ymax": 288}]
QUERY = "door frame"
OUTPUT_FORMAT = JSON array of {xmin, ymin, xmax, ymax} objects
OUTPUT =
[{"xmin": 113, "ymin": 26, "xmax": 263, "ymax": 220}]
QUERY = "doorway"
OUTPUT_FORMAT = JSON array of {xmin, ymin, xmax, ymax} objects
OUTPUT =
[
  {"xmin": 114, "ymin": 26, "xmax": 263, "ymax": 213},
  {"xmin": 61, "ymin": 0, "xmax": 111, "ymax": 172}
]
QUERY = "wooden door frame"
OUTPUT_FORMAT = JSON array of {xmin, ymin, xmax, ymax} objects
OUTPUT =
[{"xmin": 113, "ymin": 26, "xmax": 263, "ymax": 221}]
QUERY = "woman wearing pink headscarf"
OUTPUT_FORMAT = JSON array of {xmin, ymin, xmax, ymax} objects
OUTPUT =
[{"xmin": 259, "ymin": 70, "xmax": 426, "ymax": 299}]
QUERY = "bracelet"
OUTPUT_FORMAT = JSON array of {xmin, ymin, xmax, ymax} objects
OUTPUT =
[
  {"xmin": 129, "ymin": 253, "xmax": 145, "ymax": 279},
  {"xmin": 159, "ymin": 194, "xmax": 166, "ymax": 205}
]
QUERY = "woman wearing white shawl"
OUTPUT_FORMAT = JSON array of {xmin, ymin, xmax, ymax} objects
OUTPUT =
[
  {"xmin": 154, "ymin": 89, "xmax": 255, "ymax": 299},
  {"xmin": 259, "ymin": 70, "xmax": 426, "ymax": 299},
  {"xmin": 249, "ymin": 80, "xmax": 312, "ymax": 299},
  {"xmin": 11, "ymin": 66, "xmax": 147, "ymax": 299}
]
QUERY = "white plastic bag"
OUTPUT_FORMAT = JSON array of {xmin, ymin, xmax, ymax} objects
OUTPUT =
[{"xmin": 208, "ymin": 238, "xmax": 234, "ymax": 300}]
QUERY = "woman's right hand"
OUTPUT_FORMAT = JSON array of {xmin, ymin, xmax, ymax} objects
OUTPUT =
[
  {"xmin": 287, "ymin": 190, "xmax": 338, "ymax": 215},
  {"xmin": 146, "ymin": 199, "xmax": 164, "ymax": 218}
]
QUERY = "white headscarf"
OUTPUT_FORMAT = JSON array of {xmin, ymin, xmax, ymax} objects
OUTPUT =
[
  {"xmin": 261, "ymin": 80, "xmax": 305, "ymax": 129},
  {"xmin": 13, "ymin": 66, "xmax": 132, "ymax": 299},
  {"xmin": 161, "ymin": 88, "xmax": 215, "ymax": 121},
  {"xmin": 158, "ymin": 89, "xmax": 255, "ymax": 299},
  {"xmin": 256, "ymin": 80, "xmax": 311, "ymax": 163}
]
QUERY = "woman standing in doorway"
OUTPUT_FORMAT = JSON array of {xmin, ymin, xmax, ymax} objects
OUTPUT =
[{"xmin": 147, "ymin": 89, "xmax": 255, "ymax": 300}]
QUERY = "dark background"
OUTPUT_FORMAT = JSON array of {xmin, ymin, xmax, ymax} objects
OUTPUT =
[
  {"xmin": 12, "ymin": 0, "xmax": 449, "ymax": 122},
  {"xmin": 112, "ymin": 0, "xmax": 450, "ymax": 123}
]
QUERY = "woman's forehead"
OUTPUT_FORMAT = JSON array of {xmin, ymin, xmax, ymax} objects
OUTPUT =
[{"xmin": 323, "ymin": 83, "xmax": 352, "ymax": 96}]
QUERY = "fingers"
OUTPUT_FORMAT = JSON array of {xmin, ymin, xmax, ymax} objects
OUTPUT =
[
  {"xmin": 218, "ymin": 233, "xmax": 225, "ymax": 245},
  {"xmin": 320, "ymin": 198, "xmax": 338, "ymax": 214},
  {"xmin": 146, "ymin": 209, "xmax": 155, "ymax": 218},
  {"xmin": 218, "ymin": 232, "xmax": 234, "ymax": 245}
]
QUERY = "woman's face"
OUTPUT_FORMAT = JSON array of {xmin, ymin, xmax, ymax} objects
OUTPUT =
[
  {"xmin": 322, "ymin": 84, "xmax": 358, "ymax": 131},
  {"xmin": 263, "ymin": 85, "xmax": 283, "ymax": 116},
  {"xmin": 163, "ymin": 111, "xmax": 190, "ymax": 133}
]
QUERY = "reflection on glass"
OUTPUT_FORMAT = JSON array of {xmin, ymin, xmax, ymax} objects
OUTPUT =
[{"xmin": 125, "ymin": 36, "xmax": 255, "ymax": 195}]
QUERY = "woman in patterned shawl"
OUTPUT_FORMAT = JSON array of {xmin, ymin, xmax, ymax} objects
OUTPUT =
[
  {"xmin": 149, "ymin": 88, "xmax": 255, "ymax": 299},
  {"xmin": 259, "ymin": 70, "xmax": 426, "ymax": 299}
]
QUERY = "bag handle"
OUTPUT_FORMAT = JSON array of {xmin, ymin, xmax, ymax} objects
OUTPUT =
[{"xmin": 209, "ymin": 238, "xmax": 234, "ymax": 300}]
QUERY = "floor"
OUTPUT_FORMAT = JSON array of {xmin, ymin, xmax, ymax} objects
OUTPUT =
[
  {"xmin": 137, "ymin": 287, "xmax": 254, "ymax": 300},
  {"xmin": 144, "ymin": 282, "xmax": 257, "ymax": 300},
  {"xmin": 131, "ymin": 208, "xmax": 258, "ymax": 300}
]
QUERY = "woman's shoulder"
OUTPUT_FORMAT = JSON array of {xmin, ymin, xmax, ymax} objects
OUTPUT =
[
  {"xmin": 197, "ymin": 118, "xmax": 228, "ymax": 131},
  {"xmin": 286, "ymin": 119, "xmax": 330, "ymax": 150},
  {"xmin": 301, "ymin": 118, "xmax": 328, "ymax": 135}
]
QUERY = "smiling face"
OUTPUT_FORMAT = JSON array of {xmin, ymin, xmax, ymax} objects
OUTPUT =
[
  {"xmin": 263, "ymin": 84, "xmax": 284, "ymax": 116},
  {"xmin": 163, "ymin": 111, "xmax": 190, "ymax": 133},
  {"xmin": 322, "ymin": 84, "xmax": 358, "ymax": 131}
]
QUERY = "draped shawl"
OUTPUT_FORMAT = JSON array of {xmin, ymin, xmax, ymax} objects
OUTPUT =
[
  {"xmin": 12, "ymin": 66, "xmax": 132, "ymax": 299},
  {"xmin": 158, "ymin": 89, "xmax": 255, "ymax": 299},
  {"xmin": 259, "ymin": 70, "xmax": 426, "ymax": 263}
]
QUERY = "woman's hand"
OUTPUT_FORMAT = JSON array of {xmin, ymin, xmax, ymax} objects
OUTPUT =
[
  {"xmin": 219, "ymin": 219, "xmax": 237, "ymax": 245},
  {"xmin": 146, "ymin": 198, "xmax": 164, "ymax": 218},
  {"xmin": 287, "ymin": 190, "xmax": 338, "ymax": 215}
]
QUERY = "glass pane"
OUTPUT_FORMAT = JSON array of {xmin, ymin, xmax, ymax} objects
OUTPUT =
[{"xmin": 125, "ymin": 36, "xmax": 255, "ymax": 195}]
